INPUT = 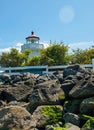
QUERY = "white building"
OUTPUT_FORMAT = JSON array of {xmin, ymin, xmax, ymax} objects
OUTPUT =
[{"xmin": 21, "ymin": 31, "xmax": 44, "ymax": 57}]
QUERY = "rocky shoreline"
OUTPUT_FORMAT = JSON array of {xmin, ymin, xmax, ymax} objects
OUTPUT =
[{"xmin": 0, "ymin": 64, "xmax": 94, "ymax": 130}]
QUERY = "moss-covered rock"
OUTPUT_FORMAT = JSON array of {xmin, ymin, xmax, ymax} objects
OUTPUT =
[
  {"xmin": 31, "ymin": 105, "xmax": 63, "ymax": 129},
  {"xmin": 53, "ymin": 127, "xmax": 67, "ymax": 130},
  {"xmin": 42, "ymin": 105, "xmax": 63, "ymax": 125}
]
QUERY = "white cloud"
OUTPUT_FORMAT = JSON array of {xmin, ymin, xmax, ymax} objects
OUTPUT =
[
  {"xmin": 0, "ymin": 47, "xmax": 11, "ymax": 54},
  {"xmin": 14, "ymin": 42, "xmax": 24, "ymax": 52},
  {"xmin": 68, "ymin": 41, "xmax": 94, "ymax": 53},
  {"xmin": 0, "ymin": 42, "xmax": 24, "ymax": 54},
  {"xmin": 59, "ymin": 5, "xmax": 75, "ymax": 24},
  {"xmin": 15, "ymin": 42, "xmax": 23, "ymax": 47},
  {"xmin": 40, "ymin": 41, "xmax": 50, "ymax": 48}
]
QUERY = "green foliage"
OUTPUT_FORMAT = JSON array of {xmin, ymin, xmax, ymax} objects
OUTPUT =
[
  {"xmin": 41, "ymin": 105, "xmax": 62, "ymax": 124},
  {"xmin": 71, "ymin": 48, "xmax": 94, "ymax": 64},
  {"xmin": 27, "ymin": 56, "xmax": 40, "ymax": 66},
  {"xmin": 21, "ymin": 49, "xmax": 32, "ymax": 65},
  {"xmin": 0, "ymin": 48, "xmax": 25, "ymax": 67},
  {"xmin": 0, "ymin": 42, "xmax": 94, "ymax": 67},
  {"xmin": 0, "ymin": 48, "xmax": 32, "ymax": 67},
  {"xmin": 40, "ymin": 43, "xmax": 69, "ymax": 65}
]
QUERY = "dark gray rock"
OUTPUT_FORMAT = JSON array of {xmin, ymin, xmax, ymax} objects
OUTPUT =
[
  {"xmin": 63, "ymin": 64, "xmax": 90, "ymax": 78},
  {"xmin": 80, "ymin": 97, "xmax": 94, "ymax": 114},
  {"xmin": 69, "ymin": 75, "xmax": 94, "ymax": 98},
  {"xmin": 29, "ymin": 79, "xmax": 64, "ymax": 106},
  {"xmin": 63, "ymin": 112, "xmax": 80, "ymax": 126}
]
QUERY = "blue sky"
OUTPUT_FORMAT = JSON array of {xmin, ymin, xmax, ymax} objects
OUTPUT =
[{"xmin": 0, "ymin": 0, "xmax": 94, "ymax": 53}]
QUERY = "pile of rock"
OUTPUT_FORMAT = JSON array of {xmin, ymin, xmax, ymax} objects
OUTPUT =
[{"xmin": 0, "ymin": 64, "xmax": 94, "ymax": 130}]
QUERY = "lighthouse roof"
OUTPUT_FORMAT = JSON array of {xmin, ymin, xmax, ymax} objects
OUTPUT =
[{"xmin": 26, "ymin": 31, "xmax": 40, "ymax": 40}]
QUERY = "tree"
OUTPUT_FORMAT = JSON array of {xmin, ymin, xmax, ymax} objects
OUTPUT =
[
  {"xmin": 40, "ymin": 43, "xmax": 69, "ymax": 65},
  {"xmin": 70, "ymin": 48, "xmax": 84, "ymax": 64},
  {"xmin": 21, "ymin": 49, "xmax": 32, "ymax": 66},
  {"xmin": 27, "ymin": 56, "xmax": 40, "ymax": 66},
  {"xmin": 70, "ymin": 48, "xmax": 94, "ymax": 64},
  {"xmin": 0, "ymin": 52, "xmax": 10, "ymax": 67},
  {"xmin": 0, "ymin": 48, "xmax": 27, "ymax": 67}
]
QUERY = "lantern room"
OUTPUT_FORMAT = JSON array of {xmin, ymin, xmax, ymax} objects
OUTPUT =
[{"xmin": 26, "ymin": 31, "xmax": 40, "ymax": 44}]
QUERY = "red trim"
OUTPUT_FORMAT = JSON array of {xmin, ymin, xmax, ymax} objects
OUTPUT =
[{"xmin": 26, "ymin": 35, "xmax": 40, "ymax": 40}]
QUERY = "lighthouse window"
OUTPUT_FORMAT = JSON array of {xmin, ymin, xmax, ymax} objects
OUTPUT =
[{"xmin": 31, "ymin": 39, "xmax": 34, "ymax": 43}]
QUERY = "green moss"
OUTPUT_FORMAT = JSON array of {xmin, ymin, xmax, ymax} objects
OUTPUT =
[
  {"xmin": 42, "ymin": 105, "xmax": 62, "ymax": 124},
  {"xmin": 82, "ymin": 119, "xmax": 94, "ymax": 129},
  {"xmin": 58, "ymin": 93, "xmax": 65, "ymax": 100},
  {"xmin": 80, "ymin": 114, "xmax": 94, "ymax": 120},
  {"xmin": 53, "ymin": 127, "xmax": 67, "ymax": 130},
  {"xmin": 80, "ymin": 115, "xmax": 94, "ymax": 129}
]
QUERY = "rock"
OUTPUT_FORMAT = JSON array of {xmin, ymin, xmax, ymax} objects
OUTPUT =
[
  {"xmin": 30, "ymin": 105, "xmax": 62, "ymax": 128},
  {"xmin": 29, "ymin": 80, "xmax": 64, "ymax": 106},
  {"xmin": 63, "ymin": 64, "xmax": 90, "ymax": 78},
  {"xmin": 0, "ymin": 64, "xmax": 94, "ymax": 130},
  {"xmin": 45, "ymin": 126, "xmax": 62, "ymax": 130},
  {"xmin": 80, "ymin": 97, "xmax": 94, "ymax": 114},
  {"xmin": 63, "ymin": 112, "xmax": 80, "ymax": 126},
  {"xmin": 63, "ymin": 99, "xmax": 82, "ymax": 114},
  {"xmin": 0, "ymin": 73, "xmax": 11, "ymax": 83},
  {"xmin": 35, "ymin": 74, "xmax": 57, "ymax": 84},
  {"xmin": 0, "ymin": 105, "xmax": 32, "ymax": 130},
  {"xmin": 0, "ymin": 81, "xmax": 33, "ymax": 102},
  {"xmin": 69, "ymin": 75, "xmax": 94, "ymax": 98},
  {"xmin": 61, "ymin": 79, "xmax": 75, "ymax": 98},
  {"xmin": 64, "ymin": 123, "xmax": 81, "ymax": 130}
]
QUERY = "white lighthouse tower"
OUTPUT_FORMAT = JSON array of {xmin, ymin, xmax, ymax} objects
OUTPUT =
[{"xmin": 21, "ymin": 31, "xmax": 44, "ymax": 57}]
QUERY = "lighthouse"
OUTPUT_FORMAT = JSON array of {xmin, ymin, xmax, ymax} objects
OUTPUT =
[{"xmin": 21, "ymin": 31, "xmax": 44, "ymax": 57}]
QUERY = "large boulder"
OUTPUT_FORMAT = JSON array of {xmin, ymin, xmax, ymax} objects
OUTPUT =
[
  {"xmin": 0, "ymin": 105, "xmax": 33, "ymax": 130},
  {"xmin": 63, "ymin": 99, "xmax": 82, "ymax": 114},
  {"xmin": 29, "ymin": 79, "xmax": 64, "ymax": 106},
  {"xmin": 63, "ymin": 112, "xmax": 80, "ymax": 126},
  {"xmin": 69, "ymin": 75, "xmax": 94, "ymax": 98},
  {"xmin": 63, "ymin": 64, "xmax": 90, "ymax": 78},
  {"xmin": 30, "ymin": 105, "xmax": 62, "ymax": 129},
  {"xmin": 80, "ymin": 97, "xmax": 94, "ymax": 114},
  {"xmin": 64, "ymin": 123, "xmax": 81, "ymax": 130},
  {"xmin": 0, "ymin": 80, "xmax": 33, "ymax": 102}
]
